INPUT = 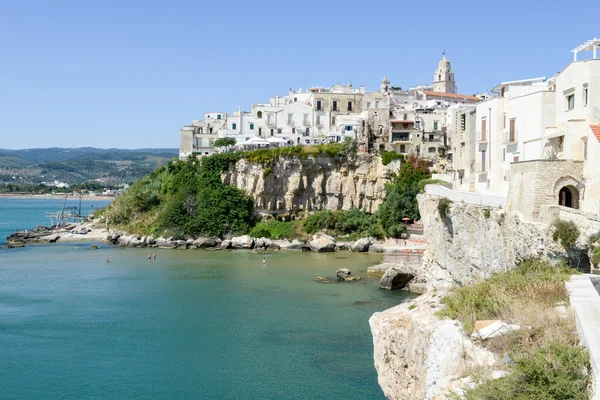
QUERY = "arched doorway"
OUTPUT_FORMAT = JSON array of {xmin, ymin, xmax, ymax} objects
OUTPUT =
[
  {"xmin": 257, "ymin": 111, "xmax": 262, "ymax": 118},
  {"xmin": 559, "ymin": 186, "xmax": 579, "ymax": 209}
]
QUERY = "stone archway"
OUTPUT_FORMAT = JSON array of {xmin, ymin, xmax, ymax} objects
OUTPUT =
[{"xmin": 554, "ymin": 176, "xmax": 582, "ymax": 209}]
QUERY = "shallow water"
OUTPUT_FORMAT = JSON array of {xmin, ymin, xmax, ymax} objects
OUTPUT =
[{"xmin": 0, "ymin": 199, "xmax": 413, "ymax": 399}]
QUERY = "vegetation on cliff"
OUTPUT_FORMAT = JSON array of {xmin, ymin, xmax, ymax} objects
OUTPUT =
[
  {"xmin": 377, "ymin": 155, "xmax": 431, "ymax": 237},
  {"xmin": 439, "ymin": 258, "xmax": 589, "ymax": 399},
  {"xmin": 103, "ymin": 148, "xmax": 432, "ymax": 240},
  {"xmin": 105, "ymin": 153, "xmax": 256, "ymax": 238}
]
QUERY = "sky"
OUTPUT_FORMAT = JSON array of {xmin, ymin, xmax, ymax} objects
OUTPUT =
[{"xmin": 1, "ymin": 0, "xmax": 599, "ymax": 150}]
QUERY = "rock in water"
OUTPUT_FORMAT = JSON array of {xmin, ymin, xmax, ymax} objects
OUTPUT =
[
  {"xmin": 336, "ymin": 268, "xmax": 351, "ymax": 281},
  {"xmin": 193, "ymin": 237, "xmax": 221, "ymax": 248},
  {"xmin": 315, "ymin": 277, "xmax": 330, "ymax": 283},
  {"xmin": 351, "ymin": 237, "xmax": 371, "ymax": 252},
  {"xmin": 379, "ymin": 264, "xmax": 415, "ymax": 290}
]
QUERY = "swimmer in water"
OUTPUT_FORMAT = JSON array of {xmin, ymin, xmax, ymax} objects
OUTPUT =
[
  {"xmin": 106, "ymin": 257, "xmax": 110, "ymax": 264},
  {"xmin": 148, "ymin": 254, "xmax": 152, "ymax": 259},
  {"xmin": 262, "ymin": 258, "xmax": 267, "ymax": 266}
]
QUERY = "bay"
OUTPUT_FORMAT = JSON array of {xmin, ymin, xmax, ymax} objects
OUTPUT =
[{"xmin": 0, "ymin": 198, "xmax": 412, "ymax": 399}]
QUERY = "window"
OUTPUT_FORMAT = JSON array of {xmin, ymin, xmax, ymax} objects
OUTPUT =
[
  {"xmin": 375, "ymin": 101, "xmax": 380, "ymax": 108},
  {"xmin": 217, "ymin": 114, "xmax": 221, "ymax": 120},
  {"xmin": 232, "ymin": 123, "xmax": 237, "ymax": 130},
  {"xmin": 514, "ymin": 156, "xmax": 519, "ymax": 162},
  {"xmin": 366, "ymin": 102, "xmax": 371, "ymax": 109},
  {"xmin": 209, "ymin": 128, "xmax": 213, "ymax": 134},
  {"xmin": 347, "ymin": 101, "xmax": 352, "ymax": 111},
  {"xmin": 316, "ymin": 100, "xmax": 322, "ymax": 111},
  {"xmin": 292, "ymin": 128, "xmax": 296, "ymax": 134},
  {"xmin": 294, "ymin": 97, "xmax": 297, "ymax": 102},
  {"xmin": 403, "ymin": 113, "xmax": 408, "ymax": 120},
  {"xmin": 584, "ymin": 85, "xmax": 589, "ymax": 107},
  {"xmin": 256, "ymin": 111, "xmax": 262, "ymax": 118},
  {"xmin": 503, "ymin": 114, "xmax": 506, "ymax": 129},
  {"xmin": 509, "ymin": 119, "xmax": 516, "ymax": 141},
  {"xmin": 195, "ymin": 138, "xmax": 202, "ymax": 148},
  {"xmin": 332, "ymin": 116, "xmax": 336, "ymax": 125},
  {"xmin": 270, "ymin": 129, "xmax": 274, "ymax": 136},
  {"xmin": 567, "ymin": 94, "xmax": 575, "ymax": 110},
  {"xmin": 400, "ymin": 144, "xmax": 406, "ymax": 153},
  {"xmin": 306, "ymin": 128, "xmax": 310, "ymax": 135},
  {"xmin": 503, "ymin": 148, "xmax": 506, "ymax": 162},
  {"xmin": 277, "ymin": 129, "xmax": 282, "ymax": 134},
  {"xmin": 250, "ymin": 123, "xmax": 254, "ymax": 130},
  {"xmin": 332, "ymin": 101, "xmax": 338, "ymax": 111},
  {"xmin": 267, "ymin": 114, "xmax": 271, "ymax": 123},
  {"xmin": 303, "ymin": 114, "xmax": 309, "ymax": 124},
  {"xmin": 415, "ymin": 120, "xmax": 421, "ymax": 129},
  {"xmin": 481, "ymin": 149, "xmax": 486, "ymax": 172},
  {"xmin": 316, "ymin": 115, "xmax": 321, "ymax": 125},
  {"xmin": 199, "ymin": 127, "xmax": 203, "ymax": 134},
  {"xmin": 287, "ymin": 114, "xmax": 293, "ymax": 124},
  {"xmin": 258, "ymin": 128, "xmax": 262, "ymax": 136},
  {"xmin": 428, "ymin": 147, "xmax": 436, "ymax": 153},
  {"xmin": 433, "ymin": 121, "xmax": 439, "ymax": 131},
  {"xmin": 345, "ymin": 126, "xmax": 352, "ymax": 131},
  {"xmin": 481, "ymin": 117, "xmax": 486, "ymax": 140}
]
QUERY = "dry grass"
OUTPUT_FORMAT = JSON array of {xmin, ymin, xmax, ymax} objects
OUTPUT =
[{"xmin": 439, "ymin": 258, "xmax": 591, "ymax": 399}]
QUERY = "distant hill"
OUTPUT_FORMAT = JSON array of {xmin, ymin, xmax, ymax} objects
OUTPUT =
[{"xmin": 0, "ymin": 147, "xmax": 179, "ymax": 185}]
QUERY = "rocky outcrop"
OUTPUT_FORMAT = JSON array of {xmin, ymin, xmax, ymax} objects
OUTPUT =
[
  {"xmin": 193, "ymin": 237, "xmax": 221, "ymax": 248},
  {"xmin": 336, "ymin": 268, "xmax": 361, "ymax": 281},
  {"xmin": 415, "ymin": 194, "xmax": 573, "ymax": 289},
  {"xmin": 369, "ymin": 292, "xmax": 496, "ymax": 400},
  {"xmin": 221, "ymin": 154, "xmax": 400, "ymax": 214}
]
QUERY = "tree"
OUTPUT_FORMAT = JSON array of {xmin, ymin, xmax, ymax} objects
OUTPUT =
[{"xmin": 213, "ymin": 137, "xmax": 236, "ymax": 148}]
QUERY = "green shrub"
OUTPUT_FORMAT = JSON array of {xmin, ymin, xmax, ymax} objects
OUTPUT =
[
  {"xmin": 464, "ymin": 343, "xmax": 589, "ymax": 400},
  {"xmin": 438, "ymin": 198, "xmax": 452, "ymax": 219},
  {"xmin": 248, "ymin": 220, "xmax": 298, "ymax": 240},
  {"xmin": 301, "ymin": 208, "xmax": 383, "ymax": 239},
  {"xmin": 484, "ymin": 209, "xmax": 491, "ymax": 219},
  {"xmin": 381, "ymin": 151, "xmax": 404, "ymax": 166},
  {"xmin": 591, "ymin": 246, "xmax": 600, "ymax": 267},
  {"xmin": 552, "ymin": 219, "xmax": 580, "ymax": 250},
  {"xmin": 213, "ymin": 137, "xmax": 236, "ymax": 148},
  {"xmin": 262, "ymin": 167, "xmax": 272, "ymax": 179}
]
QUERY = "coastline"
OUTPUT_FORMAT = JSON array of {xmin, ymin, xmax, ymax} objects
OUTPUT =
[{"xmin": 0, "ymin": 193, "xmax": 115, "ymax": 201}]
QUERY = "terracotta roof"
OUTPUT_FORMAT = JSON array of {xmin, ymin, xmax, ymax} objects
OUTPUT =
[
  {"xmin": 591, "ymin": 125, "xmax": 600, "ymax": 142},
  {"xmin": 420, "ymin": 90, "xmax": 480, "ymax": 101}
]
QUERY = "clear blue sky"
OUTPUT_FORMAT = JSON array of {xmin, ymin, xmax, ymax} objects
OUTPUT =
[{"xmin": 1, "ymin": 0, "xmax": 598, "ymax": 149}]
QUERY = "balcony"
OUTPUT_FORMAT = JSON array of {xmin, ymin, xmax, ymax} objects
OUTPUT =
[
  {"xmin": 475, "ymin": 132, "xmax": 488, "ymax": 143},
  {"xmin": 391, "ymin": 133, "xmax": 411, "ymax": 143},
  {"xmin": 303, "ymin": 120, "xmax": 311, "ymax": 126},
  {"xmin": 423, "ymin": 136, "xmax": 442, "ymax": 142},
  {"xmin": 503, "ymin": 130, "xmax": 518, "ymax": 144}
]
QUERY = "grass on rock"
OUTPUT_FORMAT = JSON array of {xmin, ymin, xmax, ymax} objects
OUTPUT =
[{"xmin": 438, "ymin": 258, "xmax": 590, "ymax": 399}]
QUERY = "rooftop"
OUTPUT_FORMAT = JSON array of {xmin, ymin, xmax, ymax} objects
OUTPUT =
[
  {"xmin": 420, "ymin": 90, "xmax": 480, "ymax": 101},
  {"xmin": 591, "ymin": 125, "xmax": 600, "ymax": 142}
]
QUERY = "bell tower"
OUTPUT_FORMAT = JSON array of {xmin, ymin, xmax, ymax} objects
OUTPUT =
[{"xmin": 433, "ymin": 53, "xmax": 457, "ymax": 93}]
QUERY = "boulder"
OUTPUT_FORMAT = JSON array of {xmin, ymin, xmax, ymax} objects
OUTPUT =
[
  {"xmin": 156, "ymin": 237, "xmax": 175, "ymax": 248},
  {"xmin": 267, "ymin": 242, "xmax": 281, "ymax": 251},
  {"xmin": 231, "ymin": 235, "xmax": 254, "ymax": 249},
  {"xmin": 368, "ymin": 243, "xmax": 386, "ymax": 253},
  {"xmin": 344, "ymin": 275, "xmax": 361, "ymax": 281},
  {"xmin": 279, "ymin": 240, "xmax": 305, "ymax": 251},
  {"xmin": 315, "ymin": 277, "xmax": 330, "ymax": 283},
  {"xmin": 255, "ymin": 237, "xmax": 273, "ymax": 248},
  {"xmin": 335, "ymin": 242, "xmax": 352, "ymax": 251},
  {"xmin": 310, "ymin": 235, "xmax": 336, "ymax": 252},
  {"xmin": 220, "ymin": 240, "xmax": 231, "ymax": 249},
  {"xmin": 379, "ymin": 263, "xmax": 416, "ymax": 290},
  {"xmin": 193, "ymin": 237, "xmax": 221, "ymax": 248},
  {"xmin": 91, "ymin": 245, "xmax": 99, "ymax": 250},
  {"xmin": 351, "ymin": 238, "xmax": 371, "ymax": 252},
  {"xmin": 146, "ymin": 236, "xmax": 156, "ymax": 246},
  {"xmin": 336, "ymin": 268, "xmax": 351, "ymax": 281}
]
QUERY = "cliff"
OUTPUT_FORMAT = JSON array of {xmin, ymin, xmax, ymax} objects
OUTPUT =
[{"xmin": 221, "ymin": 154, "xmax": 400, "ymax": 214}]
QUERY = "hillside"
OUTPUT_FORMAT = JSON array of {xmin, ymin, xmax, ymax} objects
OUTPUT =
[{"xmin": 0, "ymin": 148, "xmax": 178, "ymax": 185}]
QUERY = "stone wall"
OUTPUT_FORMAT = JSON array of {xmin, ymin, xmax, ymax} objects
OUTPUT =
[
  {"xmin": 221, "ymin": 154, "xmax": 399, "ymax": 214},
  {"xmin": 507, "ymin": 159, "xmax": 584, "ymax": 221}
]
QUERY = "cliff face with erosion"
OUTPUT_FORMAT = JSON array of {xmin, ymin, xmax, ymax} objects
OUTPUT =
[
  {"xmin": 414, "ymin": 193, "xmax": 568, "ymax": 289},
  {"xmin": 221, "ymin": 154, "xmax": 399, "ymax": 214}
]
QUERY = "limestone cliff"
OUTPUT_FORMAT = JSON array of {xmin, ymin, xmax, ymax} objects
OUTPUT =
[
  {"xmin": 369, "ymin": 291, "xmax": 495, "ymax": 400},
  {"xmin": 221, "ymin": 154, "xmax": 399, "ymax": 214},
  {"xmin": 415, "ymin": 193, "xmax": 568, "ymax": 289}
]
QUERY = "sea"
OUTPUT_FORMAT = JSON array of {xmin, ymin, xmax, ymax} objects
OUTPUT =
[{"xmin": 0, "ymin": 197, "xmax": 413, "ymax": 399}]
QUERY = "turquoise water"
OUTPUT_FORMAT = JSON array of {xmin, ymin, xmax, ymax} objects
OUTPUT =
[
  {"xmin": 0, "ymin": 197, "xmax": 111, "ymax": 244},
  {"xmin": 0, "ymin": 199, "xmax": 412, "ymax": 399}
]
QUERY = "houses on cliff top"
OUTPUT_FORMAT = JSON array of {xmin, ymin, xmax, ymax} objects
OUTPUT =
[{"xmin": 179, "ymin": 38, "xmax": 600, "ymax": 217}]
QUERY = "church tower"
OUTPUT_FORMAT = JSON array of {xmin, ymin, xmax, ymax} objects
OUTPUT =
[
  {"xmin": 433, "ymin": 53, "xmax": 457, "ymax": 93},
  {"xmin": 380, "ymin": 75, "xmax": 390, "ymax": 94}
]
